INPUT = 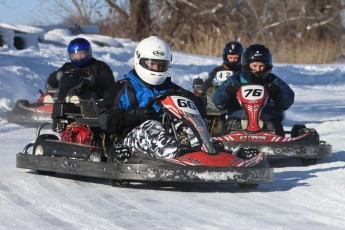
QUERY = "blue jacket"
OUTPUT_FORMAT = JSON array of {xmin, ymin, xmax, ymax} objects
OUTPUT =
[
  {"xmin": 117, "ymin": 71, "xmax": 167, "ymax": 112},
  {"xmin": 212, "ymin": 72, "xmax": 294, "ymax": 121}
]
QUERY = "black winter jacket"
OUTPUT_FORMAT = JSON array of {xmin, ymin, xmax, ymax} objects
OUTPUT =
[{"xmin": 47, "ymin": 58, "xmax": 115, "ymax": 99}]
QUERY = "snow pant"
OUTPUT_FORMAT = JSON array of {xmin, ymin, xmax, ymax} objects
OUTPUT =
[{"xmin": 123, "ymin": 120, "xmax": 178, "ymax": 159}]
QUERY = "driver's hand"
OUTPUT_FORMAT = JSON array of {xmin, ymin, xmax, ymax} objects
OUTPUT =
[
  {"xmin": 225, "ymin": 83, "xmax": 239, "ymax": 96},
  {"xmin": 56, "ymin": 71, "xmax": 63, "ymax": 81},
  {"xmin": 133, "ymin": 107, "xmax": 159, "ymax": 123},
  {"xmin": 267, "ymin": 83, "xmax": 280, "ymax": 99}
]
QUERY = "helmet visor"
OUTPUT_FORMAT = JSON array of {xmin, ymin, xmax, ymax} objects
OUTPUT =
[
  {"xmin": 69, "ymin": 50, "xmax": 91, "ymax": 61},
  {"xmin": 139, "ymin": 58, "xmax": 170, "ymax": 72}
]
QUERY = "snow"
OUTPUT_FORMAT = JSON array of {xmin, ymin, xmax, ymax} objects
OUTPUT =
[
  {"xmin": 0, "ymin": 27, "xmax": 15, "ymax": 49},
  {"xmin": 0, "ymin": 29, "xmax": 345, "ymax": 229}
]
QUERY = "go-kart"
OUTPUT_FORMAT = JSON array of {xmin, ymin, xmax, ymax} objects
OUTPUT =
[
  {"xmin": 6, "ymin": 89, "xmax": 55, "ymax": 128},
  {"xmin": 16, "ymin": 79, "xmax": 274, "ymax": 188},
  {"xmin": 211, "ymin": 84, "xmax": 332, "ymax": 165}
]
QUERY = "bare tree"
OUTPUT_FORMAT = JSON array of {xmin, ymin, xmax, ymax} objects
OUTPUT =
[
  {"xmin": 102, "ymin": 0, "xmax": 150, "ymax": 40},
  {"xmin": 40, "ymin": 0, "xmax": 344, "ymax": 63},
  {"xmin": 130, "ymin": 0, "xmax": 150, "ymax": 39},
  {"xmin": 43, "ymin": 0, "xmax": 107, "ymax": 25}
]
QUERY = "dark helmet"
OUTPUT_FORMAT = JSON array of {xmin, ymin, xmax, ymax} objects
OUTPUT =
[
  {"xmin": 241, "ymin": 44, "xmax": 273, "ymax": 83},
  {"xmin": 222, "ymin": 41, "xmax": 244, "ymax": 69},
  {"xmin": 67, "ymin": 38, "xmax": 92, "ymax": 68}
]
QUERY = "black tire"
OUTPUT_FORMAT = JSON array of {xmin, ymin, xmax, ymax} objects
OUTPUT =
[
  {"xmin": 33, "ymin": 134, "xmax": 59, "ymax": 155},
  {"xmin": 291, "ymin": 124, "xmax": 307, "ymax": 137},
  {"xmin": 36, "ymin": 170, "xmax": 57, "ymax": 176},
  {"xmin": 291, "ymin": 125, "xmax": 319, "ymax": 165},
  {"xmin": 238, "ymin": 183, "xmax": 259, "ymax": 189},
  {"xmin": 110, "ymin": 180, "xmax": 130, "ymax": 187},
  {"xmin": 300, "ymin": 157, "xmax": 318, "ymax": 166},
  {"xmin": 33, "ymin": 134, "xmax": 59, "ymax": 175},
  {"xmin": 17, "ymin": 99, "xmax": 30, "ymax": 107}
]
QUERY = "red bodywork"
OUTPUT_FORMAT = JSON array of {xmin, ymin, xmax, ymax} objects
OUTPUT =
[
  {"xmin": 33, "ymin": 93, "xmax": 54, "ymax": 113},
  {"xmin": 61, "ymin": 125, "xmax": 92, "ymax": 145},
  {"xmin": 236, "ymin": 85, "xmax": 268, "ymax": 132},
  {"xmin": 213, "ymin": 129, "xmax": 314, "ymax": 143}
]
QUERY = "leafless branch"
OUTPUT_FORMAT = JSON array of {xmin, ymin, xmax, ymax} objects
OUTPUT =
[
  {"xmin": 103, "ymin": 0, "xmax": 129, "ymax": 19},
  {"xmin": 306, "ymin": 15, "xmax": 337, "ymax": 30}
]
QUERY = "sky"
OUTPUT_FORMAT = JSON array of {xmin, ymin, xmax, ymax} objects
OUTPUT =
[
  {"xmin": 0, "ymin": 0, "xmax": 53, "ymax": 25},
  {"xmin": 0, "ymin": 0, "xmax": 108, "ymax": 26},
  {"xmin": 0, "ymin": 26, "xmax": 345, "ymax": 229}
]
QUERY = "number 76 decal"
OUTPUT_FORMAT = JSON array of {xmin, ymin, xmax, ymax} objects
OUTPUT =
[{"xmin": 241, "ymin": 85, "xmax": 265, "ymax": 100}]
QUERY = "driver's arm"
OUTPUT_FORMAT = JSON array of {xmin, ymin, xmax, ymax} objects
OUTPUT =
[
  {"xmin": 97, "ymin": 81, "xmax": 142, "ymax": 135},
  {"xmin": 47, "ymin": 70, "xmax": 60, "ymax": 89},
  {"xmin": 47, "ymin": 63, "xmax": 71, "ymax": 89},
  {"xmin": 212, "ymin": 77, "xmax": 235, "ymax": 111}
]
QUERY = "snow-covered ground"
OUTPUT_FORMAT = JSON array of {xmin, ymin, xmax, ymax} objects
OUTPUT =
[{"xmin": 0, "ymin": 30, "xmax": 344, "ymax": 229}]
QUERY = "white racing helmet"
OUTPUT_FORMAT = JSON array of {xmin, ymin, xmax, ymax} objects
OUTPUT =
[{"xmin": 134, "ymin": 36, "xmax": 172, "ymax": 85}]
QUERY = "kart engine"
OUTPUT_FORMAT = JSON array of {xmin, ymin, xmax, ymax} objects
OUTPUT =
[
  {"xmin": 171, "ymin": 120, "xmax": 200, "ymax": 148},
  {"xmin": 60, "ymin": 124, "xmax": 92, "ymax": 145}
]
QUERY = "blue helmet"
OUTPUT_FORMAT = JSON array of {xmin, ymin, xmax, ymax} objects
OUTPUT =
[{"xmin": 67, "ymin": 38, "xmax": 92, "ymax": 68}]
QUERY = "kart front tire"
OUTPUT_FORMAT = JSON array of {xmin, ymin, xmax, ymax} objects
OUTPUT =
[
  {"xmin": 238, "ymin": 183, "xmax": 259, "ymax": 189},
  {"xmin": 33, "ymin": 134, "xmax": 59, "ymax": 175},
  {"xmin": 300, "ymin": 157, "xmax": 318, "ymax": 166}
]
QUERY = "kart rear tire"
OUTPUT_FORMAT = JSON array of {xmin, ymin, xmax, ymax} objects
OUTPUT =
[
  {"xmin": 33, "ymin": 134, "xmax": 59, "ymax": 175},
  {"xmin": 238, "ymin": 183, "xmax": 259, "ymax": 189},
  {"xmin": 292, "ymin": 125, "xmax": 319, "ymax": 165}
]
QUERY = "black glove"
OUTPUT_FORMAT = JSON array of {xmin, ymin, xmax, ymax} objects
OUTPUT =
[
  {"xmin": 225, "ymin": 83, "xmax": 239, "ymax": 96},
  {"xmin": 267, "ymin": 83, "xmax": 280, "ymax": 99},
  {"xmin": 133, "ymin": 107, "xmax": 158, "ymax": 123},
  {"xmin": 236, "ymin": 147, "xmax": 259, "ymax": 160}
]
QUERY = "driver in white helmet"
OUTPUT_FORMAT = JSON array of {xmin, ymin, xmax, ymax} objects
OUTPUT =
[{"xmin": 98, "ymin": 36, "xmax": 206, "ymax": 162}]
